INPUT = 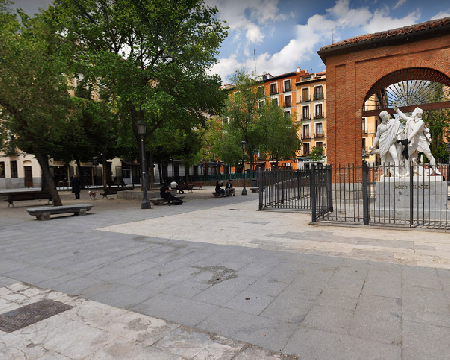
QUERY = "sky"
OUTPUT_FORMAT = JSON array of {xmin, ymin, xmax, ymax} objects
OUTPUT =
[{"xmin": 11, "ymin": 0, "xmax": 450, "ymax": 84}]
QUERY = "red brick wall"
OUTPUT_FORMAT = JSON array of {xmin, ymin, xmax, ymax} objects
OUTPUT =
[{"xmin": 326, "ymin": 34, "xmax": 450, "ymax": 166}]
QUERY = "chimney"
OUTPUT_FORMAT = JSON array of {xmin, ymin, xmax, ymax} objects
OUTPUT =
[{"xmin": 297, "ymin": 67, "xmax": 301, "ymax": 73}]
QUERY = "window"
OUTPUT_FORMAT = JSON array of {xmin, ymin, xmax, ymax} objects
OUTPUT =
[
  {"xmin": 10, "ymin": 160, "xmax": 17, "ymax": 178},
  {"xmin": 316, "ymin": 142, "xmax": 323, "ymax": 148},
  {"xmin": 284, "ymin": 111, "xmax": 291, "ymax": 119},
  {"xmin": 303, "ymin": 124, "xmax": 310, "ymax": 138},
  {"xmin": 258, "ymin": 100, "xmax": 264, "ymax": 109},
  {"xmin": 314, "ymin": 86, "xmax": 324, "ymax": 100},
  {"xmin": 285, "ymin": 95, "xmax": 291, "ymax": 108},
  {"xmin": 362, "ymin": 138, "xmax": 366, "ymax": 149},
  {"xmin": 303, "ymin": 143, "xmax": 310, "ymax": 155},
  {"xmin": 316, "ymin": 123, "xmax": 323, "ymax": 137},
  {"xmin": 0, "ymin": 161, "xmax": 4, "ymax": 178},
  {"xmin": 257, "ymin": 86, "xmax": 264, "ymax": 99},
  {"xmin": 272, "ymin": 98, "xmax": 278, "ymax": 106},
  {"xmin": 362, "ymin": 118, "xmax": 366, "ymax": 133},
  {"xmin": 315, "ymin": 104, "xmax": 323, "ymax": 118},
  {"xmin": 302, "ymin": 106, "xmax": 309, "ymax": 120},
  {"xmin": 302, "ymin": 88, "xmax": 309, "ymax": 101},
  {"xmin": 284, "ymin": 80, "xmax": 291, "ymax": 92},
  {"xmin": 270, "ymin": 83, "xmax": 277, "ymax": 94}
]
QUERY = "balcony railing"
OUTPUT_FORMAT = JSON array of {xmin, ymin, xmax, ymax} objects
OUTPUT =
[
  {"xmin": 314, "ymin": 93, "xmax": 324, "ymax": 100},
  {"xmin": 301, "ymin": 116, "xmax": 310, "ymax": 121},
  {"xmin": 314, "ymin": 114, "xmax": 323, "ymax": 119},
  {"xmin": 270, "ymin": 88, "xmax": 278, "ymax": 95},
  {"xmin": 284, "ymin": 86, "xmax": 291, "ymax": 92},
  {"xmin": 315, "ymin": 133, "xmax": 324, "ymax": 138},
  {"xmin": 302, "ymin": 134, "xmax": 311, "ymax": 139},
  {"xmin": 302, "ymin": 96, "xmax": 310, "ymax": 102},
  {"xmin": 284, "ymin": 102, "xmax": 291, "ymax": 108}
]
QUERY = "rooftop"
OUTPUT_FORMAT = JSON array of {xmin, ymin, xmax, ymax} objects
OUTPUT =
[{"xmin": 318, "ymin": 17, "xmax": 450, "ymax": 59}]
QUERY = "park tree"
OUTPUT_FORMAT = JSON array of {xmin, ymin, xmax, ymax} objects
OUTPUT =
[
  {"xmin": 49, "ymin": 0, "xmax": 228, "ymax": 186},
  {"xmin": 256, "ymin": 101, "xmax": 301, "ymax": 168},
  {"xmin": 0, "ymin": 2, "xmax": 74, "ymax": 206},
  {"xmin": 223, "ymin": 70, "xmax": 264, "ymax": 171}
]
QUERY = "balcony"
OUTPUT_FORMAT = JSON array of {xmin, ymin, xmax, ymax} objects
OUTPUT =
[
  {"xmin": 284, "ymin": 102, "xmax": 292, "ymax": 108},
  {"xmin": 301, "ymin": 116, "xmax": 310, "ymax": 121},
  {"xmin": 314, "ymin": 93, "xmax": 324, "ymax": 101},
  {"xmin": 315, "ymin": 133, "xmax": 324, "ymax": 138},
  {"xmin": 314, "ymin": 114, "xmax": 323, "ymax": 119},
  {"xmin": 302, "ymin": 134, "xmax": 311, "ymax": 140},
  {"xmin": 302, "ymin": 96, "xmax": 310, "ymax": 102},
  {"xmin": 284, "ymin": 86, "xmax": 291, "ymax": 92}
]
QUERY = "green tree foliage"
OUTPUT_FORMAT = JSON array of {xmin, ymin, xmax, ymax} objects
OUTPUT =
[
  {"xmin": 0, "ymin": 2, "xmax": 74, "ymax": 205},
  {"xmin": 309, "ymin": 146, "xmax": 324, "ymax": 161},
  {"xmin": 49, "ymin": 0, "xmax": 228, "ymax": 176},
  {"xmin": 423, "ymin": 84, "xmax": 450, "ymax": 162},
  {"xmin": 256, "ymin": 101, "xmax": 301, "ymax": 168},
  {"xmin": 224, "ymin": 70, "xmax": 262, "ymax": 168}
]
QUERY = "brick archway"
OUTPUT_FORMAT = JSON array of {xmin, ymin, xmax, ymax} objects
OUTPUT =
[{"xmin": 318, "ymin": 17, "xmax": 450, "ymax": 166}]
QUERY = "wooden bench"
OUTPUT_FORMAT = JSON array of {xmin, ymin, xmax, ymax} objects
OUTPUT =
[
  {"xmin": 250, "ymin": 187, "xmax": 259, "ymax": 193},
  {"xmin": 27, "ymin": 204, "xmax": 93, "ymax": 220},
  {"xmin": 192, "ymin": 182, "xmax": 204, "ymax": 189},
  {"xmin": 150, "ymin": 195, "xmax": 185, "ymax": 205},
  {"xmin": 176, "ymin": 184, "xmax": 194, "ymax": 193},
  {"xmin": 4, "ymin": 191, "xmax": 52, "ymax": 207}
]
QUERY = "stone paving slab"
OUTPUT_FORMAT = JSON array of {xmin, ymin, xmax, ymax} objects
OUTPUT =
[
  {"xmin": 0, "ymin": 282, "xmax": 296, "ymax": 360},
  {"xmin": 1, "ymin": 195, "xmax": 450, "ymax": 359}
]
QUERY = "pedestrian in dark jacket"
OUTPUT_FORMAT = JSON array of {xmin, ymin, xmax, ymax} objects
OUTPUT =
[{"xmin": 72, "ymin": 175, "xmax": 81, "ymax": 199}]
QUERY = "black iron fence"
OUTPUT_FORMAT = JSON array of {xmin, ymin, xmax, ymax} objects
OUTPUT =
[
  {"xmin": 258, "ymin": 166, "xmax": 332, "ymax": 214},
  {"xmin": 259, "ymin": 164, "xmax": 450, "ymax": 230}
]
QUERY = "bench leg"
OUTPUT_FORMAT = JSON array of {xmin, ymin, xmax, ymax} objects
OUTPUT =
[{"xmin": 37, "ymin": 212, "xmax": 50, "ymax": 221}]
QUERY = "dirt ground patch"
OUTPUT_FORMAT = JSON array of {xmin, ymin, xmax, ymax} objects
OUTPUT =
[{"xmin": 0, "ymin": 187, "xmax": 216, "ymax": 221}]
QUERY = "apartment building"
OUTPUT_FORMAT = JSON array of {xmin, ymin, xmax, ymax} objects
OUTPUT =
[{"xmin": 296, "ymin": 70, "xmax": 327, "ymax": 167}]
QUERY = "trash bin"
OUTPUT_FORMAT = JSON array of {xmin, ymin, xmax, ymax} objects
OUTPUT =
[{"xmin": 252, "ymin": 178, "xmax": 257, "ymax": 187}]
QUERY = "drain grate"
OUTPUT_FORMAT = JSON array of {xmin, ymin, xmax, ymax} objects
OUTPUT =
[{"xmin": 0, "ymin": 299, "xmax": 73, "ymax": 333}]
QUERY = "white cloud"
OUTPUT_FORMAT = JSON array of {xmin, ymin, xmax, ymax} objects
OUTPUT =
[
  {"xmin": 205, "ymin": 0, "xmax": 285, "ymax": 43},
  {"xmin": 210, "ymin": 0, "xmax": 424, "ymax": 83},
  {"xmin": 393, "ymin": 0, "xmax": 407, "ymax": 10},
  {"xmin": 364, "ymin": 9, "xmax": 420, "ymax": 33},
  {"xmin": 431, "ymin": 10, "xmax": 450, "ymax": 20}
]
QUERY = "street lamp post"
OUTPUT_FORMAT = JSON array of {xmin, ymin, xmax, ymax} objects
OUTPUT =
[
  {"xmin": 136, "ymin": 120, "xmax": 151, "ymax": 209},
  {"xmin": 241, "ymin": 140, "xmax": 247, "ymax": 195}
]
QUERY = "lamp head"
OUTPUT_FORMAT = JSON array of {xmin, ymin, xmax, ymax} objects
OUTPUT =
[{"xmin": 136, "ymin": 120, "xmax": 146, "ymax": 135}]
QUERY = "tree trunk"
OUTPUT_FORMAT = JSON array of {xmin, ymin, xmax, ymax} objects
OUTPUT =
[
  {"xmin": 34, "ymin": 147, "xmax": 62, "ymax": 206},
  {"xmin": 74, "ymin": 156, "xmax": 86, "ymax": 189},
  {"xmin": 185, "ymin": 161, "xmax": 189, "ymax": 183},
  {"xmin": 102, "ymin": 153, "xmax": 108, "ymax": 190},
  {"xmin": 148, "ymin": 150, "xmax": 154, "ymax": 189}
]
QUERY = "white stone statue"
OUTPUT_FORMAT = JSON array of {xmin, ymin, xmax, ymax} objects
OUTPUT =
[
  {"xmin": 394, "ymin": 105, "xmax": 440, "ymax": 175},
  {"xmin": 370, "ymin": 110, "xmax": 402, "ymax": 177}
]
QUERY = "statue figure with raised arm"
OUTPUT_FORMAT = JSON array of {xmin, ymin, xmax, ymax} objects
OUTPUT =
[
  {"xmin": 370, "ymin": 110, "xmax": 402, "ymax": 177},
  {"xmin": 394, "ymin": 104, "xmax": 440, "ymax": 175}
]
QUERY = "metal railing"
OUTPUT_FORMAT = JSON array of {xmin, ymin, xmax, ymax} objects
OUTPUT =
[
  {"xmin": 258, "ymin": 164, "xmax": 450, "ymax": 230},
  {"xmin": 318, "ymin": 163, "xmax": 450, "ymax": 230}
]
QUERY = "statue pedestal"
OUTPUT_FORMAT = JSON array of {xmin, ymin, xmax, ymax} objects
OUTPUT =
[{"xmin": 375, "ymin": 177, "xmax": 449, "ymax": 219}]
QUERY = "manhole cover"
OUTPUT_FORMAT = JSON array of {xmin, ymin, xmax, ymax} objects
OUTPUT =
[{"xmin": 0, "ymin": 299, "xmax": 72, "ymax": 333}]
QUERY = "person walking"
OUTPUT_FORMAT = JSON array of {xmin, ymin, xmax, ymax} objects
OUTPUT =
[{"xmin": 72, "ymin": 174, "xmax": 81, "ymax": 199}]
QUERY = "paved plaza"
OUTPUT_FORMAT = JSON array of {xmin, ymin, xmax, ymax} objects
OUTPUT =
[{"xmin": 1, "ymin": 187, "xmax": 450, "ymax": 359}]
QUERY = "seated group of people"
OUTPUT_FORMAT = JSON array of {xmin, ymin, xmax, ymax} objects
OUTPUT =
[{"xmin": 215, "ymin": 180, "xmax": 235, "ymax": 196}]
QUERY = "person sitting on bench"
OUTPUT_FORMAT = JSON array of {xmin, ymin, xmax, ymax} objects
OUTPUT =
[
  {"xmin": 215, "ymin": 181, "xmax": 226, "ymax": 196},
  {"xmin": 225, "ymin": 179, "xmax": 235, "ymax": 196},
  {"xmin": 160, "ymin": 184, "xmax": 182, "ymax": 205}
]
